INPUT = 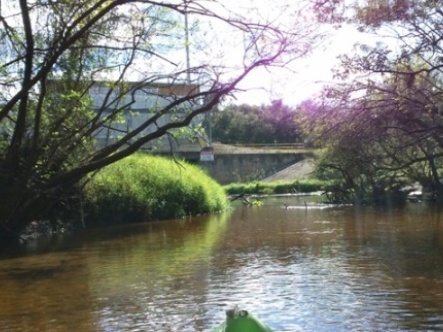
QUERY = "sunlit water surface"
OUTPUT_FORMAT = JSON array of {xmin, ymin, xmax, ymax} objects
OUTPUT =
[{"xmin": 1, "ymin": 198, "xmax": 443, "ymax": 331}]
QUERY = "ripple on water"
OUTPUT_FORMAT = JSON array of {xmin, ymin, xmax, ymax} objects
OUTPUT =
[
  {"xmin": 198, "ymin": 246, "xmax": 443, "ymax": 332},
  {"xmin": 2, "ymin": 204, "xmax": 443, "ymax": 331}
]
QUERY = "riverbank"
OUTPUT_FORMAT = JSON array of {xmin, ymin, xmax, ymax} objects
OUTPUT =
[
  {"xmin": 14, "ymin": 154, "xmax": 229, "ymax": 244},
  {"xmin": 224, "ymin": 178, "xmax": 327, "ymax": 196}
]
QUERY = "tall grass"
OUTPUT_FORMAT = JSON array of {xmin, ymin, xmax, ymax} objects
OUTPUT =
[
  {"xmin": 224, "ymin": 179, "xmax": 327, "ymax": 196},
  {"xmin": 83, "ymin": 154, "xmax": 229, "ymax": 225}
]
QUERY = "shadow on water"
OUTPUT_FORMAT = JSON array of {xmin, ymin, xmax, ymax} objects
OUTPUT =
[
  {"xmin": 4, "ymin": 260, "xmax": 69, "ymax": 282},
  {"xmin": 0, "ymin": 212, "xmax": 231, "ymax": 331}
]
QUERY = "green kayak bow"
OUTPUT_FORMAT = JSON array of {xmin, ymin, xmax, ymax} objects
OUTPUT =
[{"xmin": 212, "ymin": 307, "xmax": 274, "ymax": 332}]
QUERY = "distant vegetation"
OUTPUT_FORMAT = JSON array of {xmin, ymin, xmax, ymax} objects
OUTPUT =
[
  {"xmin": 84, "ymin": 154, "xmax": 229, "ymax": 226},
  {"xmin": 224, "ymin": 179, "xmax": 327, "ymax": 196},
  {"xmin": 209, "ymin": 100, "xmax": 302, "ymax": 144}
]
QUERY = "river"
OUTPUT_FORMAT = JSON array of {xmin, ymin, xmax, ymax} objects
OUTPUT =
[{"xmin": 1, "ymin": 197, "xmax": 443, "ymax": 331}]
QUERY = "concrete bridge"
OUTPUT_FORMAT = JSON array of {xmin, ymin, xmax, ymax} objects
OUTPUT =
[{"xmin": 154, "ymin": 142, "xmax": 312, "ymax": 184}]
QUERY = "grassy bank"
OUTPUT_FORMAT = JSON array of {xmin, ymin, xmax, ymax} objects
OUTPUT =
[
  {"xmin": 84, "ymin": 154, "xmax": 229, "ymax": 226},
  {"xmin": 224, "ymin": 179, "xmax": 327, "ymax": 196}
]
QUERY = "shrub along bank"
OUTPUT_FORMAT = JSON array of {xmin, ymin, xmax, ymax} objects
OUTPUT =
[
  {"xmin": 224, "ymin": 179, "xmax": 327, "ymax": 196},
  {"xmin": 83, "ymin": 154, "xmax": 229, "ymax": 226}
]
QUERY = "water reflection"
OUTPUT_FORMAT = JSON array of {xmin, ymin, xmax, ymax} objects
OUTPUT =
[{"xmin": 0, "ymin": 200, "xmax": 443, "ymax": 331}]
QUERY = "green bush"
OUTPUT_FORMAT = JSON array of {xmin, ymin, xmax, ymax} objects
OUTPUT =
[
  {"xmin": 83, "ymin": 154, "xmax": 229, "ymax": 225},
  {"xmin": 224, "ymin": 179, "xmax": 327, "ymax": 196}
]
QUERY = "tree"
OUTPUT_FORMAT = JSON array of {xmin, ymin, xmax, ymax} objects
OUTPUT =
[
  {"xmin": 302, "ymin": 0, "xmax": 443, "ymax": 202},
  {"xmin": 0, "ymin": 0, "xmax": 319, "ymax": 243},
  {"xmin": 210, "ymin": 100, "xmax": 301, "ymax": 144}
]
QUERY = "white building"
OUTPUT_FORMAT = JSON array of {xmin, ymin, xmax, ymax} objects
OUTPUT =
[{"xmin": 90, "ymin": 81, "xmax": 207, "ymax": 153}]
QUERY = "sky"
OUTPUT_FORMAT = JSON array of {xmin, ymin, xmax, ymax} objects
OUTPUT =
[
  {"xmin": 230, "ymin": 27, "xmax": 365, "ymax": 106},
  {"xmin": 178, "ymin": 0, "xmax": 380, "ymax": 107}
]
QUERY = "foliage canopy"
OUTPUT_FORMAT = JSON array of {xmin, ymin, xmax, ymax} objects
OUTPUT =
[{"xmin": 303, "ymin": 0, "xmax": 443, "ymax": 203}]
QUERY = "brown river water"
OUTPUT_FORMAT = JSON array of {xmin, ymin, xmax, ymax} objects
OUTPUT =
[{"xmin": 1, "ymin": 197, "xmax": 443, "ymax": 331}]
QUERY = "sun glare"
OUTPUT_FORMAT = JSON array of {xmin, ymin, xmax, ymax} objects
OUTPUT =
[{"xmin": 230, "ymin": 26, "xmax": 376, "ymax": 106}]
